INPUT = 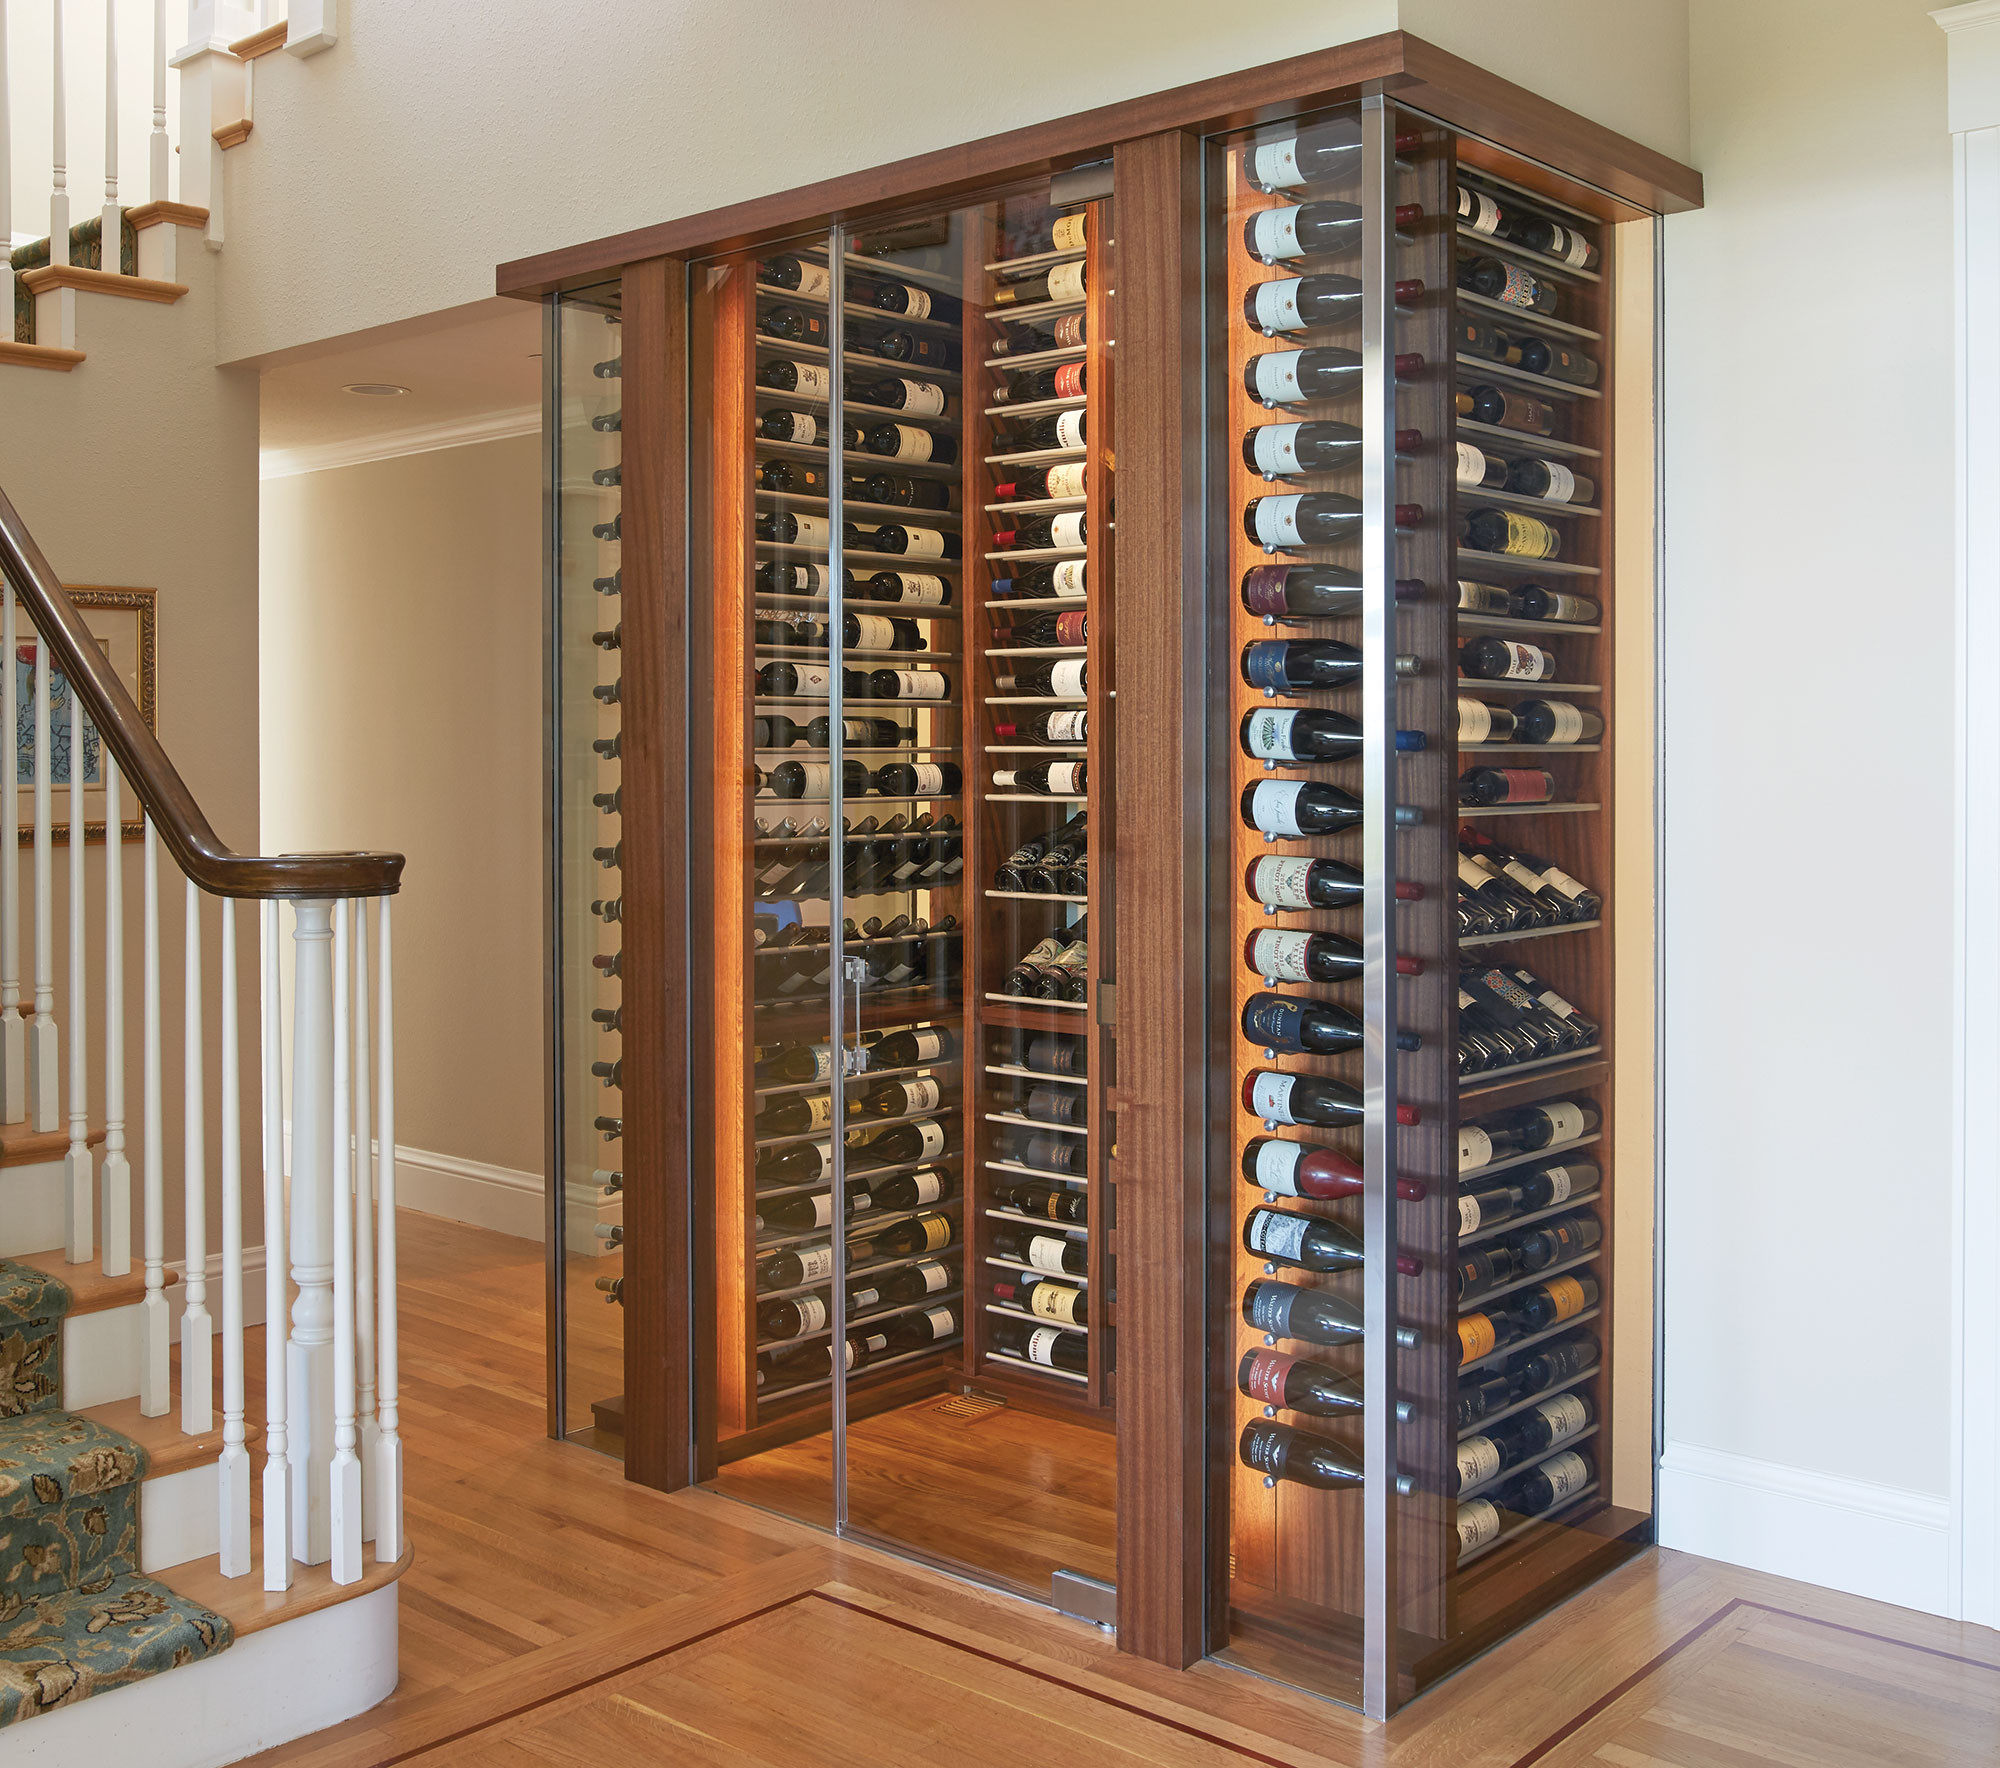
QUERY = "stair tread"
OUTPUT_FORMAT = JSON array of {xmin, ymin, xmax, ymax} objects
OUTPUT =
[
  {"xmin": 158, "ymin": 1540, "xmax": 412, "ymax": 1639},
  {"xmin": 0, "ymin": 1124, "xmax": 104, "ymax": 1168},
  {"xmin": 11, "ymin": 1246, "xmax": 175, "ymax": 1316},
  {"xmin": 78, "ymin": 1397, "xmax": 262, "ymax": 1479}
]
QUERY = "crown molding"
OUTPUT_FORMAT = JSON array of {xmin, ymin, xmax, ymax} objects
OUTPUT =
[
  {"xmin": 1937, "ymin": 2, "xmax": 2000, "ymax": 132},
  {"xmin": 259, "ymin": 405, "xmax": 540, "ymax": 480}
]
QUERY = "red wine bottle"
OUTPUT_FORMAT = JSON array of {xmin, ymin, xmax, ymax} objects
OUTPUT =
[
  {"xmin": 1240, "ymin": 1419, "xmax": 1418, "ymax": 1493},
  {"xmin": 1458, "ymin": 254, "xmax": 1559, "ymax": 316},
  {"xmin": 1239, "ymin": 1347, "xmax": 1416, "ymax": 1422},
  {"xmin": 1243, "ymin": 991, "xmax": 1421, "ymax": 1056},
  {"xmin": 1243, "ymin": 1135, "xmax": 1427, "ymax": 1203},
  {"xmin": 1459, "ymin": 767, "xmax": 1555, "ymax": 806},
  {"xmin": 1242, "ymin": 1278, "xmax": 1420, "ymax": 1349},
  {"xmin": 1244, "ymin": 1070, "xmax": 1421, "ymax": 1129},
  {"xmin": 1244, "ymin": 1205, "xmax": 1422, "ymax": 1276},
  {"xmin": 862, "ymin": 422, "xmax": 958, "ymax": 465},
  {"xmin": 1243, "ymin": 855, "xmax": 1424, "ymax": 910}
]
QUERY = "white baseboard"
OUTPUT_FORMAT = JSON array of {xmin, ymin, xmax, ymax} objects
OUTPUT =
[
  {"xmin": 391, "ymin": 1145, "xmax": 545, "ymax": 1240},
  {"xmin": 1659, "ymin": 1441, "xmax": 1953, "ymax": 1616},
  {"xmin": 174, "ymin": 1247, "xmax": 270, "ymax": 1330}
]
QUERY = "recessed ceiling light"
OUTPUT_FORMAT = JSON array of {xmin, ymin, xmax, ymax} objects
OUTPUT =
[{"xmin": 342, "ymin": 382, "xmax": 409, "ymax": 397}]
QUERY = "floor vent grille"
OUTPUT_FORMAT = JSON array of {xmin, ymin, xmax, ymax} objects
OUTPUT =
[{"xmin": 933, "ymin": 1393, "xmax": 1006, "ymax": 1422}]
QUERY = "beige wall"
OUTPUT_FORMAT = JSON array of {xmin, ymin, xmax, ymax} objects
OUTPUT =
[{"xmin": 258, "ymin": 435, "xmax": 543, "ymax": 1177}]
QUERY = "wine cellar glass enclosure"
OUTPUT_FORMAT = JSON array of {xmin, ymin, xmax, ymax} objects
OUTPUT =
[{"xmin": 530, "ymin": 34, "xmax": 1696, "ymax": 1719}]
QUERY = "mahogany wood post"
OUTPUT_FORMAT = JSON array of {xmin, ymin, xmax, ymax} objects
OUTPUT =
[{"xmin": 1110, "ymin": 128, "xmax": 1209, "ymax": 1669}]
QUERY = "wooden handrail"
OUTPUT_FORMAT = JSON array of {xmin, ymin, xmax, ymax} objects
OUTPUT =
[{"xmin": 0, "ymin": 486, "xmax": 403, "ymax": 899}]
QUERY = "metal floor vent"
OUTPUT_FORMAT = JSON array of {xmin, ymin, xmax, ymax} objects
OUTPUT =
[{"xmin": 932, "ymin": 1393, "xmax": 1006, "ymax": 1422}]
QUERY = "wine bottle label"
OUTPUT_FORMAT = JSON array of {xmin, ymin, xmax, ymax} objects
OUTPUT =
[
  {"xmin": 1251, "ymin": 1138, "xmax": 1304, "ymax": 1194},
  {"xmin": 1482, "ymin": 640, "xmax": 1553, "ymax": 681},
  {"xmin": 1043, "ymin": 462, "xmax": 1087, "ymax": 499},
  {"xmin": 1249, "ymin": 1071, "xmax": 1300, "ymax": 1123},
  {"xmin": 906, "ymin": 1029, "xmax": 947, "ymax": 1062},
  {"xmin": 1247, "ymin": 1210, "xmax": 1310, "ymax": 1262},
  {"xmin": 1539, "ymin": 593, "xmax": 1594, "ymax": 623},
  {"xmin": 1055, "ymin": 610, "xmax": 1089, "ymax": 645},
  {"xmin": 889, "ymin": 379, "xmax": 946, "ymax": 418},
  {"xmin": 921, "ymin": 1215, "xmax": 951, "ymax": 1251},
  {"xmin": 1538, "ymin": 1449, "xmax": 1591, "ymax": 1498},
  {"xmin": 1458, "ymin": 1194, "xmax": 1483, "ymax": 1233},
  {"xmin": 1459, "ymin": 1313, "xmax": 1497, "ymax": 1363},
  {"xmin": 1538, "ymin": 1165, "xmax": 1579, "ymax": 1203},
  {"xmin": 923, "ymin": 1305, "xmax": 957, "ymax": 1338},
  {"xmin": 809, "ymin": 1192, "xmax": 837, "ymax": 1228},
  {"xmin": 917, "ymin": 1260, "xmax": 949, "ymax": 1292},
  {"xmin": 1253, "ymin": 426, "xmax": 1306, "ymax": 477},
  {"xmin": 1250, "ymin": 930, "xmax": 1312, "ymax": 982},
  {"xmin": 898, "ymin": 286, "xmax": 932, "ymax": 320},
  {"xmin": 785, "ymin": 514, "xmax": 831, "ymax": 551},
  {"xmin": 1541, "ymin": 1275, "xmax": 1590, "ymax": 1321},
  {"xmin": 902, "ymin": 1079, "xmax": 943, "ymax": 1115},
  {"xmin": 1250, "ymin": 138, "xmax": 1305, "ymax": 190},
  {"xmin": 1241, "ymin": 1350, "xmax": 1292, "ymax": 1403},
  {"xmin": 1050, "ymin": 363, "xmax": 1086, "ymax": 405},
  {"xmin": 1052, "ymin": 409, "xmax": 1087, "ymax": 450},
  {"xmin": 1049, "ymin": 511, "xmax": 1086, "ymax": 550},
  {"xmin": 1458, "ymin": 699, "xmax": 1495, "ymax": 745},
  {"xmin": 1244, "ymin": 1282, "xmax": 1295, "ymax": 1334},
  {"xmin": 1455, "ymin": 441, "xmax": 1491, "ymax": 488},
  {"xmin": 885, "ymin": 425, "xmax": 936, "ymax": 462},
  {"xmin": 789, "ymin": 262, "xmax": 831, "ymax": 299},
  {"xmin": 785, "ymin": 412, "xmax": 819, "ymax": 443},
  {"xmin": 1249, "ymin": 206, "xmax": 1305, "ymax": 260},
  {"xmin": 793, "ymin": 1296, "xmax": 829, "ymax": 1334},
  {"xmin": 1457, "ymin": 1498, "xmax": 1502, "ymax": 1553},
  {"xmin": 1251, "ymin": 856, "xmax": 1315, "ymax": 909},
  {"xmin": 788, "ymin": 363, "xmax": 831, "ymax": 400},
  {"xmin": 1250, "ymin": 352, "xmax": 1307, "ymax": 404},
  {"xmin": 1534, "ymin": 702, "xmax": 1588, "ymax": 743},
  {"xmin": 903, "ymin": 1121, "xmax": 945, "ymax": 1159},
  {"xmin": 1458, "ymin": 188, "xmax": 1502, "ymax": 235},
  {"xmin": 1051, "ymin": 213, "xmax": 1088, "ymax": 251},
  {"xmin": 1540, "ymin": 864, "xmax": 1590, "ymax": 903},
  {"xmin": 1456, "ymin": 579, "xmax": 1513, "ymax": 613},
  {"xmin": 1457, "ymin": 1437, "xmax": 1503, "ymax": 1488},
  {"xmin": 1027, "ymin": 1326, "xmax": 1064, "ymax": 1366},
  {"xmin": 1248, "ymin": 780, "xmax": 1308, "ymax": 837},
  {"xmin": 1026, "ymin": 1232, "xmax": 1072, "ymax": 1273},
  {"xmin": 893, "ymin": 526, "xmax": 946, "ymax": 560},
  {"xmin": 1251, "ymin": 495, "xmax": 1307, "ymax": 548},
  {"xmin": 796, "ymin": 1246, "xmax": 835, "ymax": 1281},
  {"xmin": 1496, "ymin": 767, "xmax": 1553, "ymax": 802},
  {"xmin": 1458, "ymin": 1126, "xmax": 1496, "ymax": 1171},
  {"xmin": 1492, "ymin": 264, "xmax": 1543, "ymax": 310},
  {"xmin": 803, "ymin": 1094, "xmax": 834, "ymax": 1131},
  {"xmin": 1538, "ymin": 1102, "xmax": 1588, "ymax": 1142},
  {"xmin": 1050, "ymin": 658, "xmax": 1087, "ymax": 698},
  {"xmin": 1545, "ymin": 224, "xmax": 1592, "ymax": 268},
  {"xmin": 1031, "ymin": 1282, "xmax": 1081, "ymax": 1323},
  {"xmin": 1536, "ymin": 1393, "xmax": 1590, "ymax": 1440},
  {"xmin": 1047, "ymin": 762, "xmax": 1084, "ymax": 794},
  {"xmin": 811, "ymin": 1045, "xmax": 839, "ymax": 1082},
  {"xmin": 890, "ymin": 670, "xmax": 948, "ymax": 699},
  {"xmin": 886, "ymin": 572, "xmax": 946, "ymax": 604},
  {"xmin": 1251, "ymin": 278, "xmax": 1307, "ymax": 333},
  {"xmin": 1493, "ymin": 512, "xmax": 1560, "ymax": 558},
  {"xmin": 905, "ymin": 765, "xmax": 946, "ymax": 794},
  {"xmin": 851, "ymin": 615, "xmax": 895, "ymax": 650},
  {"xmin": 1536, "ymin": 986, "xmax": 1580, "ymax": 1020},
  {"xmin": 1531, "ymin": 462, "xmax": 1579, "ymax": 503},
  {"xmin": 1050, "ymin": 561, "xmax": 1089, "ymax": 602}
]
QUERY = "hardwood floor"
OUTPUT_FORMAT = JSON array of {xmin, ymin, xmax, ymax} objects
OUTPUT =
[{"xmin": 236, "ymin": 1215, "xmax": 2000, "ymax": 1766}]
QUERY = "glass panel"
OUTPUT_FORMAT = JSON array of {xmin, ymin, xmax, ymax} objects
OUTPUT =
[
  {"xmin": 550, "ymin": 280, "xmax": 627, "ymax": 1450},
  {"xmin": 688, "ymin": 234, "xmax": 842, "ymax": 1530},
  {"xmin": 1205, "ymin": 98, "xmax": 1658, "ymax": 1709},
  {"xmin": 834, "ymin": 185, "xmax": 1117, "ymax": 1607}
]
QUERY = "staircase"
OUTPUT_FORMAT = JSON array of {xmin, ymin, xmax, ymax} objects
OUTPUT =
[{"xmin": 0, "ymin": 484, "xmax": 410, "ymax": 1764}]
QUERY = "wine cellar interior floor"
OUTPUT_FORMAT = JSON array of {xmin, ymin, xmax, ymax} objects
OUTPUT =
[
  {"xmin": 229, "ymin": 1211, "xmax": 2000, "ymax": 1767},
  {"xmin": 706, "ymin": 1396, "xmax": 1117, "ymax": 1597}
]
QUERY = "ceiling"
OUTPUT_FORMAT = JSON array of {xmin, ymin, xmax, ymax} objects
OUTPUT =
[{"xmin": 258, "ymin": 298, "xmax": 544, "ymax": 478}]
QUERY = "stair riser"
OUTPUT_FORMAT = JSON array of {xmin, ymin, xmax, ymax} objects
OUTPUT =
[
  {"xmin": 61, "ymin": 1303, "xmax": 144, "ymax": 1410},
  {"xmin": 0, "ymin": 1159, "xmax": 66, "ymax": 1257},
  {"xmin": 139, "ymin": 1464, "xmax": 219, "ymax": 1574}
]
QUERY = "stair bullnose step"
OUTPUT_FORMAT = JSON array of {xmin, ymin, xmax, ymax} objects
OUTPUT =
[
  {"xmin": 81, "ymin": 1398, "xmax": 261, "ymax": 1481},
  {"xmin": 17, "ymin": 264, "xmax": 188, "ymax": 305},
  {"xmin": 11, "ymin": 1246, "xmax": 171, "ymax": 1318},
  {"xmin": 0, "ymin": 1570, "xmax": 232, "ymax": 1727},
  {"xmin": 158, "ymin": 1540, "xmax": 414, "ymax": 1641},
  {"xmin": 0, "ymin": 1126, "xmax": 105, "ymax": 1168}
]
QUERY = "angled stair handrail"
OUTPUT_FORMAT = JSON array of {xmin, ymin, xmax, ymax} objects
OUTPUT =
[{"xmin": 0, "ymin": 485, "xmax": 403, "ymax": 898}]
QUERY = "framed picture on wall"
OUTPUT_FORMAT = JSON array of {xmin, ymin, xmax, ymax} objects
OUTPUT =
[{"xmin": 13, "ymin": 586, "xmax": 157, "ymax": 845}]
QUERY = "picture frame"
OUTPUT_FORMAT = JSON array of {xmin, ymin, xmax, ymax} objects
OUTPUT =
[{"xmin": 14, "ymin": 586, "xmax": 157, "ymax": 845}]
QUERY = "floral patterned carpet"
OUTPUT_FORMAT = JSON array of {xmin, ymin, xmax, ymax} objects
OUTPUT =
[{"xmin": 0, "ymin": 1258, "xmax": 232, "ymax": 1727}]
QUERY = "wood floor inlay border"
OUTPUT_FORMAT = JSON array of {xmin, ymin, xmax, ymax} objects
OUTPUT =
[{"xmin": 1507, "ymin": 1598, "xmax": 2000, "ymax": 1767}]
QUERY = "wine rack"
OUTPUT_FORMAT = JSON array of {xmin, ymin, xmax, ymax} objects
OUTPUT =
[{"xmin": 964, "ymin": 195, "xmax": 1117, "ymax": 1417}]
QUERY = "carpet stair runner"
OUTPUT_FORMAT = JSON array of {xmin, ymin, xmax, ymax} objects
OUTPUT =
[
  {"xmin": 9, "ymin": 216, "xmax": 140, "ymax": 345},
  {"xmin": 0, "ymin": 1256, "xmax": 231, "ymax": 1729}
]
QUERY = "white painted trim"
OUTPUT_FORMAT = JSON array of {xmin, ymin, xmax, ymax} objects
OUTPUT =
[
  {"xmin": 258, "ymin": 406, "xmax": 540, "ymax": 480},
  {"xmin": 174, "ymin": 1245, "xmax": 269, "ymax": 1328},
  {"xmin": 1948, "ymin": 113, "xmax": 2000, "ymax": 1632},
  {"xmin": 0, "ymin": 1579, "xmax": 398, "ymax": 1768},
  {"xmin": 1659, "ymin": 1443, "xmax": 1953, "ymax": 1616},
  {"xmin": 1939, "ymin": 2, "xmax": 2000, "ymax": 132}
]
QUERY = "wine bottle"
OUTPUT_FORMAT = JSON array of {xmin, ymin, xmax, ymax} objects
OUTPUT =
[
  {"xmin": 1508, "ymin": 214, "xmax": 1599, "ymax": 270},
  {"xmin": 1239, "ymin": 1348, "xmax": 1416, "ymax": 1422},
  {"xmin": 1459, "ymin": 767, "xmax": 1555, "ymax": 806},
  {"xmin": 1456, "ymin": 384, "xmax": 1558, "ymax": 437},
  {"xmin": 993, "ymin": 512, "xmax": 1087, "ymax": 552},
  {"xmin": 993, "ymin": 462, "xmax": 1088, "ymax": 502},
  {"xmin": 990, "ymin": 1317, "xmax": 1088, "ymax": 1373},
  {"xmin": 1497, "ymin": 842, "xmax": 1602, "ymax": 920},
  {"xmin": 756, "ymin": 357, "xmax": 833, "ymax": 400},
  {"xmin": 1458, "ymin": 253, "xmax": 1559, "ymax": 316},
  {"xmin": 869, "ymin": 1211, "xmax": 955, "ymax": 1258},
  {"xmin": 849, "ymin": 470, "xmax": 954, "ymax": 513},
  {"xmin": 996, "ymin": 658, "xmax": 1086, "ymax": 699},
  {"xmin": 1461, "ymin": 507, "xmax": 1562, "ymax": 559},
  {"xmin": 868, "ymin": 1165, "xmax": 955, "ymax": 1212},
  {"xmin": 1459, "ymin": 636, "xmax": 1557, "ymax": 682},
  {"xmin": 864, "ymin": 667, "xmax": 951, "ymax": 701},
  {"xmin": 1245, "ymin": 854, "xmax": 1422, "ymax": 911},
  {"xmin": 760, "ymin": 254, "xmax": 830, "ymax": 296},
  {"xmin": 1240, "ymin": 639, "xmax": 1420, "ymax": 692},
  {"xmin": 993, "ymin": 710, "xmax": 1089, "ymax": 750},
  {"xmin": 863, "ymin": 422, "xmax": 959, "ymax": 465},
  {"xmin": 1245, "ymin": 928, "xmax": 1422, "ymax": 983},
  {"xmin": 1244, "ymin": 1204, "xmax": 1422, "ymax": 1276},
  {"xmin": 1242, "ymin": 272, "xmax": 1425, "ymax": 335},
  {"xmin": 857, "ymin": 1116, "xmax": 954, "ymax": 1167},
  {"xmin": 868, "ymin": 1024, "xmax": 953, "ymax": 1070},
  {"xmin": 1243, "ymin": 991, "xmax": 1422, "ymax": 1057},
  {"xmin": 1458, "ymin": 1100, "xmax": 1601, "ymax": 1172},
  {"xmin": 1244, "ymin": 200, "xmax": 1422, "ymax": 263},
  {"xmin": 1509, "ymin": 583, "xmax": 1599, "ymax": 624},
  {"xmin": 1510, "ymin": 1330, "xmax": 1601, "ymax": 1395},
  {"xmin": 1005, "ymin": 1271, "xmax": 1088, "ymax": 1325},
  {"xmin": 1240, "ymin": 1419, "xmax": 1419, "ymax": 1493},
  {"xmin": 757, "ymin": 1291, "xmax": 831, "ymax": 1342},
  {"xmin": 758, "ymin": 302, "xmax": 828, "ymax": 347},
  {"xmin": 1002, "ymin": 362, "xmax": 1087, "ymax": 404},
  {"xmin": 1244, "ymin": 1070, "xmax": 1420, "ymax": 1129},
  {"xmin": 858, "ymin": 375, "xmax": 949, "ymax": 420},
  {"xmin": 1513, "ymin": 1209, "xmax": 1603, "ymax": 1272},
  {"xmin": 1455, "ymin": 440, "xmax": 1511, "ymax": 491},
  {"xmin": 1506, "ymin": 457, "xmax": 1595, "ymax": 505},
  {"xmin": 1512, "ymin": 333, "xmax": 1600, "ymax": 386},
  {"xmin": 865, "ymin": 279, "xmax": 961, "ymax": 324},
  {"xmin": 1241, "ymin": 778, "xmax": 1397, "ymax": 837},
  {"xmin": 1241, "ymin": 420, "xmax": 1425, "ymax": 479},
  {"xmin": 992, "ymin": 1222, "xmax": 1087, "ymax": 1276},
  {"xmin": 757, "ymin": 408, "xmax": 860, "ymax": 448},
  {"xmin": 1513, "ymin": 700, "xmax": 1603, "ymax": 745},
  {"xmin": 849, "ymin": 322, "xmax": 960, "ymax": 372},
  {"xmin": 1243, "ymin": 1278, "xmax": 1421, "ymax": 1350},
  {"xmin": 1000, "ymin": 1178, "xmax": 1087, "ymax": 1222},
  {"xmin": 1244, "ymin": 118, "xmax": 1362, "ymax": 191},
  {"xmin": 993, "ymin": 559, "xmax": 1087, "ymax": 600},
  {"xmin": 769, "ymin": 759, "xmax": 869, "ymax": 801},
  {"xmin": 1024, "ymin": 1032, "xmax": 1086, "ymax": 1075},
  {"xmin": 1458, "ymin": 697, "xmax": 1519, "ymax": 745},
  {"xmin": 1496, "ymin": 1449, "xmax": 1595, "ymax": 1516},
  {"xmin": 1239, "ymin": 706, "xmax": 1426, "ymax": 762},
  {"xmin": 997, "ymin": 610, "xmax": 1088, "ymax": 649},
  {"xmin": 867, "ymin": 523, "xmax": 960, "ymax": 561},
  {"xmin": 1245, "ymin": 346, "xmax": 1423, "ymax": 406},
  {"xmin": 1008, "ymin": 210, "xmax": 1090, "ymax": 255}
]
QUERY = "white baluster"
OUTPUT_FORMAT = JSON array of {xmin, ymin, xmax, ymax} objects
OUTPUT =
[
  {"xmin": 374, "ymin": 897, "xmax": 400, "ymax": 1564},
  {"xmin": 148, "ymin": 0, "xmax": 167, "ymax": 203},
  {"xmin": 138, "ymin": 819, "xmax": 167, "ymax": 1415},
  {"xmin": 328, "ymin": 899, "xmax": 360, "ymax": 1584},
  {"xmin": 288, "ymin": 898, "xmax": 334, "ymax": 1564},
  {"xmin": 0, "ymin": 6, "xmax": 13, "ymax": 359},
  {"xmin": 217, "ymin": 897, "xmax": 248, "ymax": 1575},
  {"xmin": 260, "ymin": 901, "xmax": 291, "ymax": 1589},
  {"xmin": 64, "ymin": 687, "xmax": 91, "ymax": 1263},
  {"xmin": 351, "ymin": 900, "xmax": 377, "ymax": 1540},
  {"xmin": 100, "ymin": 757, "xmax": 128, "ymax": 1275},
  {"xmin": 49, "ymin": 0, "xmax": 68, "ymax": 267},
  {"xmin": 181, "ymin": 880, "xmax": 211, "ymax": 1433},
  {"xmin": 29, "ymin": 635, "xmax": 55, "ymax": 1130},
  {"xmin": 101, "ymin": 0, "xmax": 119, "ymax": 265},
  {"xmin": 0, "ymin": 591, "xmax": 24, "ymax": 1125}
]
